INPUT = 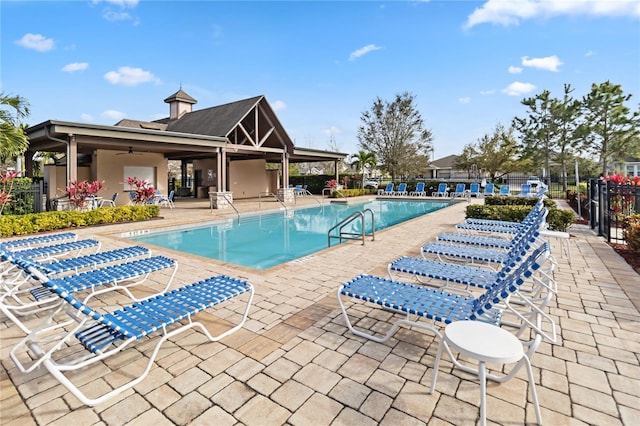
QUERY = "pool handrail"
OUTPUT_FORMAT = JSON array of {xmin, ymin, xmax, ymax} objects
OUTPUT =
[{"xmin": 328, "ymin": 208, "xmax": 375, "ymax": 247}]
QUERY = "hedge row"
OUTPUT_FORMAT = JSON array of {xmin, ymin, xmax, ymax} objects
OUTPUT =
[{"xmin": 0, "ymin": 205, "xmax": 160, "ymax": 238}]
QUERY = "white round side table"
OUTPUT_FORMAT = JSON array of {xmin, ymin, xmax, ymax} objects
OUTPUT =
[{"xmin": 443, "ymin": 320, "xmax": 542, "ymax": 425}]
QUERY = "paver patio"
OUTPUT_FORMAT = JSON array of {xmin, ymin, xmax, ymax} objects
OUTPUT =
[{"xmin": 1, "ymin": 196, "xmax": 638, "ymax": 425}]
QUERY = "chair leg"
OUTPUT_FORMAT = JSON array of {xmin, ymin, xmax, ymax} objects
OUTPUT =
[
  {"xmin": 524, "ymin": 354, "xmax": 543, "ymax": 425},
  {"xmin": 429, "ymin": 338, "xmax": 445, "ymax": 394}
]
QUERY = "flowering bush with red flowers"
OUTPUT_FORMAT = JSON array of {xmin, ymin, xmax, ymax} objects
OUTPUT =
[
  {"xmin": 604, "ymin": 174, "xmax": 640, "ymax": 222},
  {"xmin": 341, "ymin": 176, "xmax": 349, "ymax": 189},
  {"xmin": 604, "ymin": 173, "xmax": 640, "ymax": 185},
  {"xmin": 127, "ymin": 177, "xmax": 155, "ymax": 204},
  {"xmin": 66, "ymin": 180, "xmax": 104, "ymax": 210},
  {"xmin": 0, "ymin": 170, "xmax": 19, "ymax": 215},
  {"xmin": 326, "ymin": 179, "xmax": 338, "ymax": 189}
]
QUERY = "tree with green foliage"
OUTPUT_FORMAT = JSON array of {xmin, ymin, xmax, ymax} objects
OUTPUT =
[
  {"xmin": 349, "ymin": 150, "xmax": 377, "ymax": 188},
  {"xmin": 0, "ymin": 92, "xmax": 30, "ymax": 165},
  {"xmin": 512, "ymin": 89, "xmax": 557, "ymax": 178},
  {"xmin": 357, "ymin": 92, "xmax": 433, "ymax": 180},
  {"xmin": 456, "ymin": 123, "xmax": 521, "ymax": 181},
  {"xmin": 552, "ymin": 84, "xmax": 583, "ymax": 192},
  {"xmin": 580, "ymin": 81, "xmax": 640, "ymax": 176}
]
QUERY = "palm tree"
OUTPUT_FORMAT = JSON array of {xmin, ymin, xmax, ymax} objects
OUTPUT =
[
  {"xmin": 0, "ymin": 92, "xmax": 30, "ymax": 164},
  {"xmin": 350, "ymin": 150, "xmax": 377, "ymax": 189}
]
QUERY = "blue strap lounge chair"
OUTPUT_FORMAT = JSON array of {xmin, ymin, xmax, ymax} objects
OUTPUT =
[
  {"xmin": 498, "ymin": 185, "xmax": 510, "ymax": 196},
  {"xmin": 35, "ymin": 246, "xmax": 151, "ymax": 276},
  {"xmin": 450, "ymin": 183, "xmax": 468, "ymax": 199},
  {"xmin": 432, "ymin": 183, "xmax": 448, "ymax": 197},
  {"xmin": 393, "ymin": 183, "xmax": 408, "ymax": 196},
  {"xmin": 388, "ymin": 241, "xmax": 555, "ymax": 294},
  {"xmin": 378, "ymin": 183, "xmax": 394, "ymax": 195},
  {"xmin": 338, "ymin": 242, "xmax": 554, "ymax": 345},
  {"xmin": 158, "ymin": 190, "xmax": 175, "ymax": 208},
  {"xmin": 456, "ymin": 200, "xmax": 546, "ymax": 234},
  {"xmin": 1, "ymin": 239, "xmax": 101, "ymax": 278},
  {"xmin": 3, "ymin": 246, "xmax": 151, "ymax": 290},
  {"xmin": 10, "ymin": 271, "xmax": 254, "ymax": 406},
  {"xmin": 1, "ymin": 254, "xmax": 177, "ymax": 334},
  {"xmin": 518, "ymin": 183, "xmax": 532, "ymax": 197},
  {"xmin": 338, "ymin": 243, "xmax": 556, "ymax": 407},
  {"xmin": 468, "ymin": 183, "xmax": 482, "ymax": 198},
  {"xmin": 409, "ymin": 182, "xmax": 426, "ymax": 196},
  {"xmin": 99, "ymin": 192, "xmax": 118, "ymax": 207},
  {"xmin": 0, "ymin": 232, "xmax": 77, "ymax": 251},
  {"xmin": 421, "ymin": 225, "xmax": 541, "ymax": 268},
  {"xmin": 482, "ymin": 182, "xmax": 495, "ymax": 196}
]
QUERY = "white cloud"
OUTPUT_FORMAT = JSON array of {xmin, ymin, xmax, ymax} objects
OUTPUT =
[
  {"xmin": 323, "ymin": 126, "xmax": 341, "ymax": 136},
  {"xmin": 480, "ymin": 89, "xmax": 496, "ymax": 95},
  {"xmin": 502, "ymin": 81, "xmax": 536, "ymax": 96},
  {"xmin": 92, "ymin": 0, "xmax": 139, "ymax": 23},
  {"xmin": 521, "ymin": 55, "xmax": 563, "ymax": 71},
  {"xmin": 458, "ymin": 97, "xmax": 471, "ymax": 104},
  {"xmin": 80, "ymin": 113, "xmax": 93, "ymax": 122},
  {"xmin": 585, "ymin": 50, "xmax": 596, "ymax": 57},
  {"xmin": 508, "ymin": 65, "xmax": 523, "ymax": 74},
  {"xmin": 15, "ymin": 33, "xmax": 54, "ymax": 52},
  {"xmin": 271, "ymin": 100, "xmax": 286, "ymax": 111},
  {"xmin": 93, "ymin": 0, "xmax": 139, "ymax": 6},
  {"xmin": 465, "ymin": 0, "xmax": 640, "ymax": 29},
  {"xmin": 102, "ymin": 110, "xmax": 126, "ymax": 121},
  {"xmin": 61, "ymin": 62, "xmax": 89, "ymax": 73},
  {"xmin": 103, "ymin": 10, "xmax": 134, "ymax": 22},
  {"xmin": 104, "ymin": 66, "xmax": 161, "ymax": 86},
  {"xmin": 349, "ymin": 44, "xmax": 382, "ymax": 61}
]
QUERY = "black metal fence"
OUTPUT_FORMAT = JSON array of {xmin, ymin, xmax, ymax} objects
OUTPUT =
[
  {"xmin": 495, "ymin": 174, "xmax": 587, "ymax": 200},
  {"xmin": 588, "ymin": 178, "xmax": 640, "ymax": 243},
  {"xmin": 3, "ymin": 181, "xmax": 47, "ymax": 215}
]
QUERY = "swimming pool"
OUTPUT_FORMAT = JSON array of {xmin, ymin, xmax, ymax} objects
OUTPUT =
[{"xmin": 125, "ymin": 199, "xmax": 452, "ymax": 270}]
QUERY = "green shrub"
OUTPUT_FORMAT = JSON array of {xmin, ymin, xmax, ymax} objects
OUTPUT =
[
  {"xmin": 465, "ymin": 203, "xmax": 574, "ymax": 232},
  {"xmin": 0, "ymin": 205, "xmax": 160, "ymax": 237},
  {"xmin": 329, "ymin": 188, "xmax": 376, "ymax": 198},
  {"xmin": 484, "ymin": 196, "xmax": 555, "ymax": 208},
  {"xmin": 623, "ymin": 214, "xmax": 640, "ymax": 255},
  {"xmin": 3, "ymin": 177, "xmax": 35, "ymax": 215}
]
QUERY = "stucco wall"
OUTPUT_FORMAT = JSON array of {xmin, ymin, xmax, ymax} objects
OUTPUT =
[
  {"xmin": 229, "ymin": 159, "xmax": 268, "ymax": 198},
  {"xmin": 193, "ymin": 159, "xmax": 218, "ymax": 192},
  {"xmin": 96, "ymin": 150, "xmax": 168, "ymax": 206},
  {"xmin": 44, "ymin": 165, "xmax": 91, "ymax": 200}
]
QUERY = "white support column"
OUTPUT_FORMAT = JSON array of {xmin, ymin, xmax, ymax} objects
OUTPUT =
[
  {"xmin": 216, "ymin": 148, "xmax": 223, "ymax": 192},
  {"xmin": 221, "ymin": 148, "xmax": 227, "ymax": 191},
  {"xmin": 68, "ymin": 134, "xmax": 78, "ymax": 183},
  {"xmin": 282, "ymin": 151, "xmax": 289, "ymax": 189}
]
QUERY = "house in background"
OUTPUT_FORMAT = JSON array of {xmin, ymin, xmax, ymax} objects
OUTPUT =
[
  {"xmin": 611, "ymin": 156, "xmax": 640, "ymax": 177},
  {"xmin": 426, "ymin": 155, "xmax": 469, "ymax": 180},
  {"xmin": 24, "ymin": 89, "xmax": 346, "ymax": 208}
]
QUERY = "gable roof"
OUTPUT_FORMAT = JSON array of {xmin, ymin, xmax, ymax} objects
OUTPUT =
[
  {"xmin": 158, "ymin": 96, "xmax": 263, "ymax": 137},
  {"xmin": 429, "ymin": 154, "xmax": 460, "ymax": 169}
]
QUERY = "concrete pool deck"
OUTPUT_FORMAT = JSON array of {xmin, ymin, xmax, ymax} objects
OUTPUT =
[{"xmin": 1, "ymin": 195, "xmax": 639, "ymax": 425}]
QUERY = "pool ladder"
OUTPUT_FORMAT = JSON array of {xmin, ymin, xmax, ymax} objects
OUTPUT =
[{"xmin": 328, "ymin": 209, "xmax": 375, "ymax": 247}]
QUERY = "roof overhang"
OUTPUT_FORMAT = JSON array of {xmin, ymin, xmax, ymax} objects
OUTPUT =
[
  {"xmin": 25, "ymin": 120, "xmax": 347, "ymax": 163},
  {"xmin": 26, "ymin": 120, "xmax": 229, "ymax": 156},
  {"xmin": 289, "ymin": 147, "xmax": 348, "ymax": 163}
]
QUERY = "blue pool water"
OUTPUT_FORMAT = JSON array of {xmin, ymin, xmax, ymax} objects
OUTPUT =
[{"xmin": 126, "ymin": 199, "xmax": 451, "ymax": 270}]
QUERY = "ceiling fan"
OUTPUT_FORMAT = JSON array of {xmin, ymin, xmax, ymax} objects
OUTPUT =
[{"xmin": 116, "ymin": 146, "xmax": 143, "ymax": 155}]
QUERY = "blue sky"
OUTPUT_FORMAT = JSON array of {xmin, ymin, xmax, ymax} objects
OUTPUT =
[{"xmin": 2, "ymin": 0, "xmax": 639, "ymax": 159}]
